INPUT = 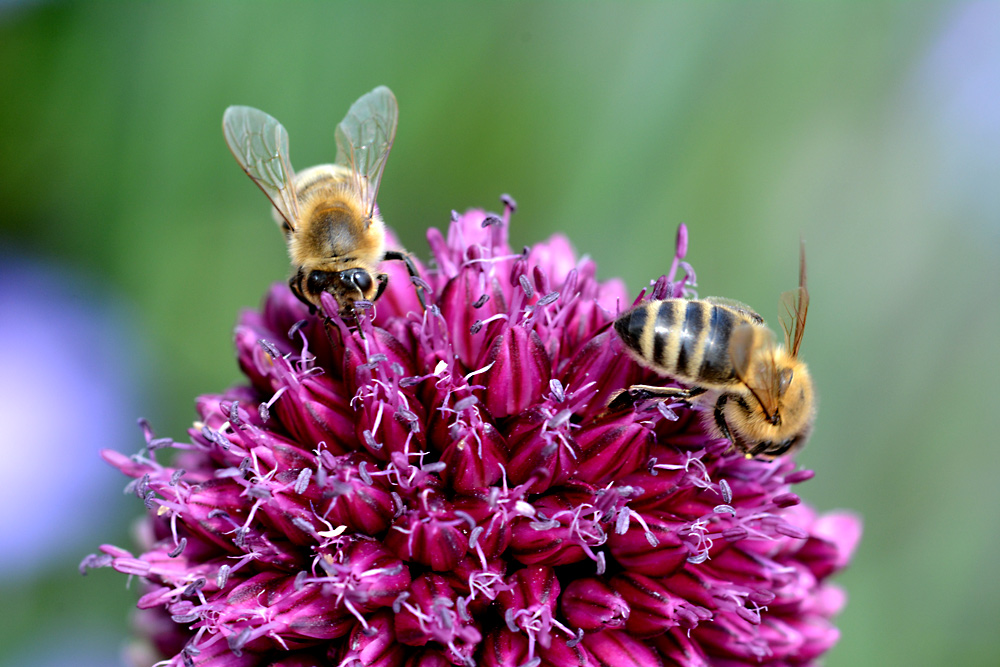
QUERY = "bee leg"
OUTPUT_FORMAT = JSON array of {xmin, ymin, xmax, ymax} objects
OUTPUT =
[
  {"xmin": 288, "ymin": 273, "xmax": 316, "ymax": 313},
  {"xmin": 374, "ymin": 273, "xmax": 389, "ymax": 302},
  {"xmin": 607, "ymin": 385, "xmax": 698, "ymax": 412},
  {"xmin": 756, "ymin": 438, "xmax": 793, "ymax": 459},
  {"xmin": 712, "ymin": 394, "xmax": 740, "ymax": 453},
  {"xmin": 383, "ymin": 250, "xmax": 428, "ymax": 310}
]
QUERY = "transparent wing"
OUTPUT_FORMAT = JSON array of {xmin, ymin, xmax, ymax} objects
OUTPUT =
[
  {"xmin": 334, "ymin": 86, "xmax": 398, "ymax": 219},
  {"xmin": 730, "ymin": 324, "xmax": 781, "ymax": 421},
  {"xmin": 223, "ymin": 106, "xmax": 300, "ymax": 230},
  {"xmin": 778, "ymin": 243, "xmax": 809, "ymax": 356}
]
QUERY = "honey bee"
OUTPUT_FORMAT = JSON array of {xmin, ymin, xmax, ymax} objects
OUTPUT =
[
  {"xmin": 611, "ymin": 246, "xmax": 815, "ymax": 458},
  {"xmin": 222, "ymin": 85, "xmax": 424, "ymax": 317}
]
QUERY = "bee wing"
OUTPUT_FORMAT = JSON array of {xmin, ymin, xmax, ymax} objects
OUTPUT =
[
  {"xmin": 334, "ymin": 86, "xmax": 398, "ymax": 219},
  {"xmin": 779, "ymin": 243, "xmax": 809, "ymax": 357},
  {"xmin": 730, "ymin": 324, "xmax": 782, "ymax": 421},
  {"xmin": 223, "ymin": 106, "xmax": 300, "ymax": 230}
]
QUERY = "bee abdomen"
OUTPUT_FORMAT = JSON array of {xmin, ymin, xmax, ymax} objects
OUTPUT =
[{"xmin": 615, "ymin": 299, "xmax": 739, "ymax": 385}]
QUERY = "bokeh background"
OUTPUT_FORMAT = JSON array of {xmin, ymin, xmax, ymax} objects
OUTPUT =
[{"xmin": 1, "ymin": 2, "xmax": 997, "ymax": 665}]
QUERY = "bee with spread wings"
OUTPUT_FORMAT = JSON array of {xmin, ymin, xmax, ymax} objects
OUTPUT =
[{"xmin": 223, "ymin": 86, "xmax": 424, "ymax": 317}]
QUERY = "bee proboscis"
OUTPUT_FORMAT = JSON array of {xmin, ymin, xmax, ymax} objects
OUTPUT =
[
  {"xmin": 611, "ymin": 246, "xmax": 815, "ymax": 458},
  {"xmin": 222, "ymin": 85, "xmax": 425, "ymax": 317}
]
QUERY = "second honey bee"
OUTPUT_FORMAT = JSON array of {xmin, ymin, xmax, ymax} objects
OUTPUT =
[
  {"xmin": 611, "ymin": 247, "xmax": 815, "ymax": 458},
  {"xmin": 222, "ymin": 86, "xmax": 424, "ymax": 317}
]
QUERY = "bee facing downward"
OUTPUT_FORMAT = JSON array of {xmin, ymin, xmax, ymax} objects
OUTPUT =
[
  {"xmin": 223, "ymin": 86, "xmax": 424, "ymax": 317},
  {"xmin": 611, "ymin": 246, "xmax": 815, "ymax": 458}
]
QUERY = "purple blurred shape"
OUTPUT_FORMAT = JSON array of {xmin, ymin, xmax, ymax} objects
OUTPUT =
[{"xmin": 0, "ymin": 254, "xmax": 145, "ymax": 575}]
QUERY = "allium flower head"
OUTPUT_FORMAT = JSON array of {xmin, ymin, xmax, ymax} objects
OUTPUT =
[{"xmin": 86, "ymin": 199, "xmax": 860, "ymax": 667}]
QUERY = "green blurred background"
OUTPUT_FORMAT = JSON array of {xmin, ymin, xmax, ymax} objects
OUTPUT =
[{"xmin": 1, "ymin": 2, "xmax": 997, "ymax": 665}]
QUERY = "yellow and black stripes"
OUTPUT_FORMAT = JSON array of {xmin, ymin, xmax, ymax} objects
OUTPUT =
[{"xmin": 615, "ymin": 299, "xmax": 752, "ymax": 387}]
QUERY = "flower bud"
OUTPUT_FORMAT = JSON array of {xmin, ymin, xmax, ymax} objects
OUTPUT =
[
  {"xmin": 482, "ymin": 326, "xmax": 551, "ymax": 418},
  {"xmin": 582, "ymin": 630, "xmax": 664, "ymax": 667},
  {"xmin": 385, "ymin": 502, "xmax": 467, "ymax": 572},
  {"xmin": 394, "ymin": 574, "xmax": 481, "ymax": 664},
  {"xmin": 607, "ymin": 512, "xmax": 688, "ymax": 577},
  {"xmin": 561, "ymin": 577, "xmax": 630, "ymax": 632},
  {"xmin": 333, "ymin": 610, "xmax": 404, "ymax": 667}
]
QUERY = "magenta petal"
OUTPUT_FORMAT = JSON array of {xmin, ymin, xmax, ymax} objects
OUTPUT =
[
  {"xmin": 438, "ymin": 421, "xmax": 508, "ymax": 493},
  {"xmin": 509, "ymin": 495, "xmax": 592, "ymax": 567},
  {"xmin": 573, "ymin": 414, "xmax": 651, "ymax": 485},
  {"xmin": 561, "ymin": 577, "xmax": 630, "ymax": 632},
  {"xmin": 269, "ymin": 653, "xmax": 333, "ymax": 667},
  {"xmin": 560, "ymin": 331, "xmax": 644, "ymax": 418},
  {"xmin": 797, "ymin": 511, "xmax": 863, "ymax": 580},
  {"xmin": 402, "ymin": 648, "xmax": 456, "ymax": 667},
  {"xmin": 612, "ymin": 572, "xmax": 710, "ymax": 637},
  {"xmin": 284, "ymin": 606, "xmax": 357, "ymax": 641},
  {"xmin": 175, "ymin": 639, "xmax": 262, "ymax": 667},
  {"xmin": 318, "ymin": 453, "xmax": 397, "ymax": 535},
  {"xmin": 332, "ymin": 611, "xmax": 404, "ymax": 667},
  {"xmin": 607, "ymin": 513, "xmax": 688, "ymax": 577},
  {"xmin": 385, "ymin": 501, "xmax": 468, "ymax": 571},
  {"xmin": 651, "ymin": 629, "xmax": 711, "ymax": 667},
  {"xmin": 393, "ymin": 574, "xmax": 481, "ymax": 664},
  {"xmin": 692, "ymin": 612, "xmax": 772, "ymax": 662},
  {"xmin": 494, "ymin": 566, "xmax": 566, "ymax": 655},
  {"xmin": 657, "ymin": 569, "xmax": 721, "ymax": 613},
  {"xmin": 505, "ymin": 410, "xmax": 582, "ymax": 493},
  {"xmin": 439, "ymin": 270, "xmax": 507, "ymax": 369},
  {"xmin": 535, "ymin": 635, "xmax": 596, "ymax": 667},
  {"xmin": 482, "ymin": 629, "xmax": 596, "ymax": 667},
  {"xmin": 525, "ymin": 234, "xmax": 578, "ymax": 289},
  {"xmin": 329, "ymin": 539, "xmax": 412, "ymax": 611},
  {"xmin": 274, "ymin": 375, "xmax": 358, "ymax": 455},
  {"xmin": 480, "ymin": 630, "xmax": 528, "ymax": 667},
  {"xmin": 497, "ymin": 566, "xmax": 561, "ymax": 625},
  {"xmin": 581, "ymin": 629, "xmax": 664, "ymax": 667},
  {"xmin": 787, "ymin": 613, "xmax": 841, "ymax": 662},
  {"xmin": 449, "ymin": 498, "xmax": 512, "ymax": 560},
  {"xmin": 393, "ymin": 574, "xmax": 455, "ymax": 647},
  {"xmin": 482, "ymin": 326, "xmax": 551, "ymax": 418}
]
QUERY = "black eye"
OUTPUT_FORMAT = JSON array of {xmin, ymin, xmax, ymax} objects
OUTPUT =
[
  {"xmin": 348, "ymin": 270, "xmax": 372, "ymax": 294},
  {"xmin": 306, "ymin": 271, "xmax": 327, "ymax": 294}
]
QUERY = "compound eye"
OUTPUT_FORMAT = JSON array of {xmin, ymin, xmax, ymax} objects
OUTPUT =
[
  {"xmin": 306, "ymin": 270, "xmax": 327, "ymax": 295},
  {"xmin": 349, "ymin": 270, "xmax": 373, "ymax": 294}
]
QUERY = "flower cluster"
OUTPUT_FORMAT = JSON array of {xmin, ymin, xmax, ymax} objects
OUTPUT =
[{"xmin": 85, "ymin": 200, "xmax": 860, "ymax": 667}]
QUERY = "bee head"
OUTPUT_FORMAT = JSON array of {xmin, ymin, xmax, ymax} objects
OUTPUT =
[
  {"xmin": 725, "ymin": 361, "xmax": 816, "ymax": 459},
  {"xmin": 289, "ymin": 266, "xmax": 383, "ymax": 317}
]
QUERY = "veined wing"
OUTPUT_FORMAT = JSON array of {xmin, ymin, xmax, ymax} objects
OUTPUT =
[
  {"xmin": 334, "ymin": 86, "xmax": 398, "ymax": 219},
  {"xmin": 223, "ymin": 106, "xmax": 300, "ymax": 229}
]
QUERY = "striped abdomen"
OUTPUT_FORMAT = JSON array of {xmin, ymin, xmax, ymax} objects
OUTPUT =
[{"xmin": 615, "ymin": 299, "xmax": 757, "ymax": 387}]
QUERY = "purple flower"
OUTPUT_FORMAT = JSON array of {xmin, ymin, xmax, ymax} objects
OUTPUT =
[{"xmin": 85, "ymin": 200, "xmax": 860, "ymax": 667}]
